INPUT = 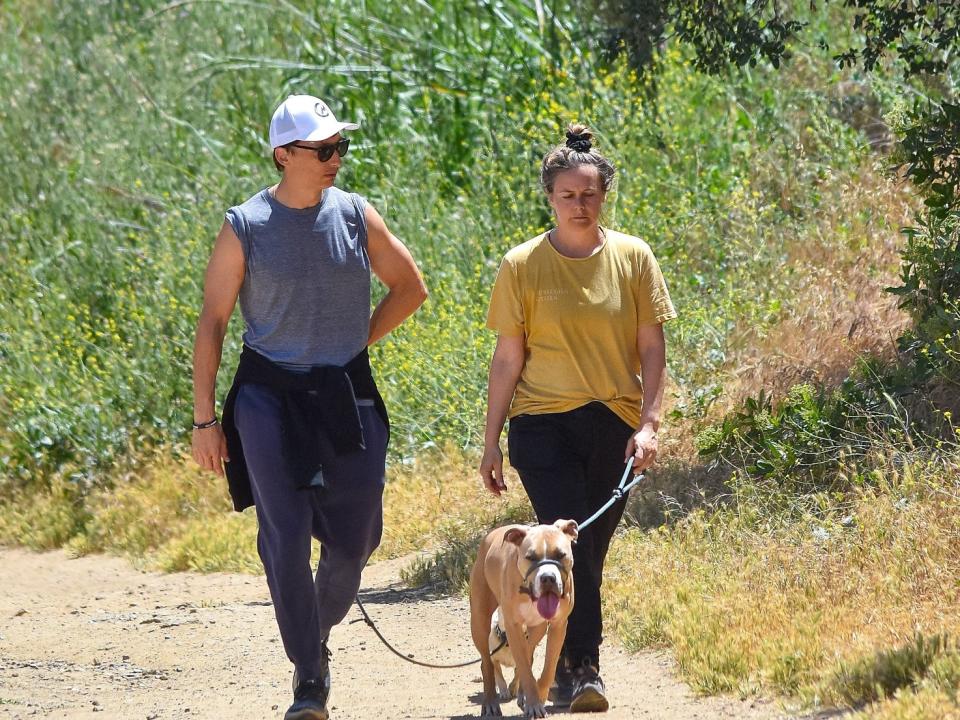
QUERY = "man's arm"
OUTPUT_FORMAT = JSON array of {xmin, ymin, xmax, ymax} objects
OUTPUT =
[
  {"xmin": 364, "ymin": 204, "xmax": 428, "ymax": 345},
  {"xmin": 191, "ymin": 220, "xmax": 245, "ymax": 477},
  {"xmin": 625, "ymin": 322, "xmax": 667, "ymax": 473}
]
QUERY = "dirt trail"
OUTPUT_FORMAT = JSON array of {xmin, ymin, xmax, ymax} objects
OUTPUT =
[{"xmin": 0, "ymin": 548, "xmax": 790, "ymax": 720}]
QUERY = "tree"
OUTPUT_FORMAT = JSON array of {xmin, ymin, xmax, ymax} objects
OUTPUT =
[
  {"xmin": 592, "ymin": 1, "xmax": 958, "ymax": 204},
  {"xmin": 592, "ymin": 0, "xmax": 959, "ymax": 387}
]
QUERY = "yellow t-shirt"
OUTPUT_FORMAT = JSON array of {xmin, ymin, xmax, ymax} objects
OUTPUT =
[{"xmin": 486, "ymin": 229, "xmax": 677, "ymax": 428}]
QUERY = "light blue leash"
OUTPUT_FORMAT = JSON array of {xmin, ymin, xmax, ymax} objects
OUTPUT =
[{"xmin": 577, "ymin": 458, "xmax": 644, "ymax": 531}]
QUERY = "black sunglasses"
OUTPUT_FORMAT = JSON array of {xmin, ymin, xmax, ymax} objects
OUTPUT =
[{"xmin": 288, "ymin": 138, "xmax": 350, "ymax": 162}]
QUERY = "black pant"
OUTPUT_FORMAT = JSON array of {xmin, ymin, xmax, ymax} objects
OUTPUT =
[
  {"xmin": 507, "ymin": 402, "xmax": 634, "ymax": 672},
  {"xmin": 235, "ymin": 383, "xmax": 388, "ymax": 681}
]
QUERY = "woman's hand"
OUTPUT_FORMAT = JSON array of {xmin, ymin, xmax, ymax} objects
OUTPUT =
[
  {"xmin": 192, "ymin": 424, "xmax": 230, "ymax": 477},
  {"xmin": 624, "ymin": 426, "xmax": 658, "ymax": 474},
  {"xmin": 480, "ymin": 444, "xmax": 507, "ymax": 496}
]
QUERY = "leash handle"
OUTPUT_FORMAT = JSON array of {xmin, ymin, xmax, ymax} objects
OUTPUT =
[{"xmin": 617, "ymin": 455, "xmax": 636, "ymax": 489}]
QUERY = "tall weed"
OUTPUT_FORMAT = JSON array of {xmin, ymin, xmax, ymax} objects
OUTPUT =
[{"xmin": 0, "ymin": 0, "xmax": 876, "ymax": 492}]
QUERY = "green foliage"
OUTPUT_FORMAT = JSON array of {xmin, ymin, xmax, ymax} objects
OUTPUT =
[
  {"xmin": 695, "ymin": 372, "xmax": 911, "ymax": 496},
  {"xmin": 590, "ymin": 0, "xmax": 805, "ymax": 73},
  {"xmin": 891, "ymin": 212, "xmax": 960, "ymax": 383},
  {"xmin": 835, "ymin": 1, "xmax": 960, "ymax": 76},
  {"xmin": 592, "ymin": 1, "xmax": 960, "ymax": 80},
  {"xmin": 895, "ymin": 103, "xmax": 960, "ymax": 217},
  {"xmin": 0, "ymin": 0, "xmax": 872, "ymax": 490},
  {"xmin": 886, "ymin": 101, "xmax": 960, "ymax": 386}
]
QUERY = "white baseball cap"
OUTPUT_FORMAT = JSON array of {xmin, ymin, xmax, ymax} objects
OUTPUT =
[{"xmin": 268, "ymin": 94, "xmax": 360, "ymax": 149}]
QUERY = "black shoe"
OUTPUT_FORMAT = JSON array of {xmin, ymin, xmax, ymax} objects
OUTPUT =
[
  {"xmin": 549, "ymin": 657, "xmax": 575, "ymax": 707},
  {"xmin": 284, "ymin": 677, "xmax": 329, "ymax": 720},
  {"xmin": 569, "ymin": 658, "xmax": 608, "ymax": 713},
  {"xmin": 286, "ymin": 644, "xmax": 332, "ymax": 720},
  {"xmin": 291, "ymin": 643, "xmax": 332, "ymax": 694}
]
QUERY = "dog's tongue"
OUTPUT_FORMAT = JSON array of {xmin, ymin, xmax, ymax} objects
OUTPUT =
[{"xmin": 537, "ymin": 592, "xmax": 560, "ymax": 620}]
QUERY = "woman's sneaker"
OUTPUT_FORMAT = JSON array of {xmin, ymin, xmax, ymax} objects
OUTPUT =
[{"xmin": 569, "ymin": 658, "xmax": 608, "ymax": 713}]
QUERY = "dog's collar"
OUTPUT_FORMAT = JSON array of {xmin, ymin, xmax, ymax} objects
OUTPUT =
[
  {"xmin": 518, "ymin": 558, "xmax": 566, "ymax": 598},
  {"xmin": 492, "ymin": 620, "xmax": 527, "ymax": 650}
]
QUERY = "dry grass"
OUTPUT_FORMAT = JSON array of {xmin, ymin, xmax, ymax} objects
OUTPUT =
[
  {"xmin": 377, "ymin": 443, "xmax": 532, "ymax": 562},
  {"xmin": 662, "ymin": 161, "xmax": 916, "ymax": 453},
  {"xmin": 603, "ymin": 448, "xmax": 960, "ymax": 711},
  {"xmin": 70, "ymin": 453, "xmax": 240, "ymax": 557},
  {"xmin": 657, "ymin": 160, "xmax": 918, "ymax": 511},
  {"xmin": 852, "ymin": 688, "xmax": 960, "ymax": 720},
  {"xmin": 0, "ymin": 444, "xmax": 524, "ymax": 575},
  {"xmin": 0, "ymin": 476, "xmax": 90, "ymax": 550},
  {"xmin": 725, "ymin": 162, "xmax": 915, "ymax": 407}
]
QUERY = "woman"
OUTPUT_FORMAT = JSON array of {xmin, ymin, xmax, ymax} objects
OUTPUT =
[{"xmin": 480, "ymin": 124, "xmax": 676, "ymax": 712}]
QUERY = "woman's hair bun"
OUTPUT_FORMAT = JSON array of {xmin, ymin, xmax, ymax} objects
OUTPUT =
[
  {"xmin": 565, "ymin": 124, "xmax": 593, "ymax": 153},
  {"xmin": 541, "ymin": 122, "xmax": 615, "ymax": 193}
]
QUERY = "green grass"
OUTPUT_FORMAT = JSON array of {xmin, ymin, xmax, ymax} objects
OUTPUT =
[{"xmin": 0, "ymin": 0, "xmax": 874, "ymax": 488}]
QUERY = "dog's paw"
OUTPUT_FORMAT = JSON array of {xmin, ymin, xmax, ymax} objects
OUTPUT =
[
  {"xmin": 516, "ymin": 690, "xmax": 546, "ymax": 718},
  {"xmin": 480, "ymin": 700, "xmax": 503, "ymax": 717},
  {"xmin": 523, "ymin": 700, "xmax": 547, "ymax": 719}
]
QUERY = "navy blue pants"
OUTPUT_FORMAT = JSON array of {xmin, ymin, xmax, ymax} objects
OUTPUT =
[
  {"xmin": 507, "ymin": 402, "xmax": 634, "ymax": 671},
  {"xmin": 235, "ymin": 383, "xmax": 388, "ymax": 681}
]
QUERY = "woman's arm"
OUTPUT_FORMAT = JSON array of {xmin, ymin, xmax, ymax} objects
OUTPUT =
[
  {"xmin": 625, "ymin": 322, "xmax": 667, "ymax": 473},
  {"xmin": 480, "ymin": 333, "xmax": 526, "ymax": 495}
]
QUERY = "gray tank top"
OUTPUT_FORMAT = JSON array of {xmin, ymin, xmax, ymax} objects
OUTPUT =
[{"xmin": 225, "ymin": 186, "xmax": 371, "ymax": 369}]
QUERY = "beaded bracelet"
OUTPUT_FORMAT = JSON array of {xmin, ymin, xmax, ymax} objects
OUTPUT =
[{"xmin": 192, "ymin": 417, "xmax": 219, "ymax": 430}]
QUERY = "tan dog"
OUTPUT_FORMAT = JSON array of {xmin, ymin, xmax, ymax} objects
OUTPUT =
[{"xmin": 470, "ymin": 519, "xmax": 578, "ymax": 718}]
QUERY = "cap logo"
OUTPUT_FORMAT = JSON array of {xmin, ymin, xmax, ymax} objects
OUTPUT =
[{"xmin": 314, "ymin": 102, "xmax": 330, "ymax": 118}]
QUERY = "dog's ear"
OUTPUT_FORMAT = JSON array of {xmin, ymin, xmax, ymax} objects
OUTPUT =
[
  {"xmin": 554, "ymin": 519, "xmax": 579, "ymax": 542},
  {"xmin": 504, "ymin": 527, "xmax": 528, "ymax": 546}
]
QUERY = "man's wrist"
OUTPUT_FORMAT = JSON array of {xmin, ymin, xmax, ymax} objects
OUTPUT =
[{"xmin": 192, "ymin": 417, "xmax": 219, "ymax": 430}]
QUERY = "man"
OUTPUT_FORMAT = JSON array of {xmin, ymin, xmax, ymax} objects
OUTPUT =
[{"xmin": 191, "ymin": 94, "xmax": 427, "ymax": 720}]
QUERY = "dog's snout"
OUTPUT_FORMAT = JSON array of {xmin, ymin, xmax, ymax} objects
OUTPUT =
[{"xmin": 534, "ymin": 566, "xmax": 563, "ymax": 596}]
